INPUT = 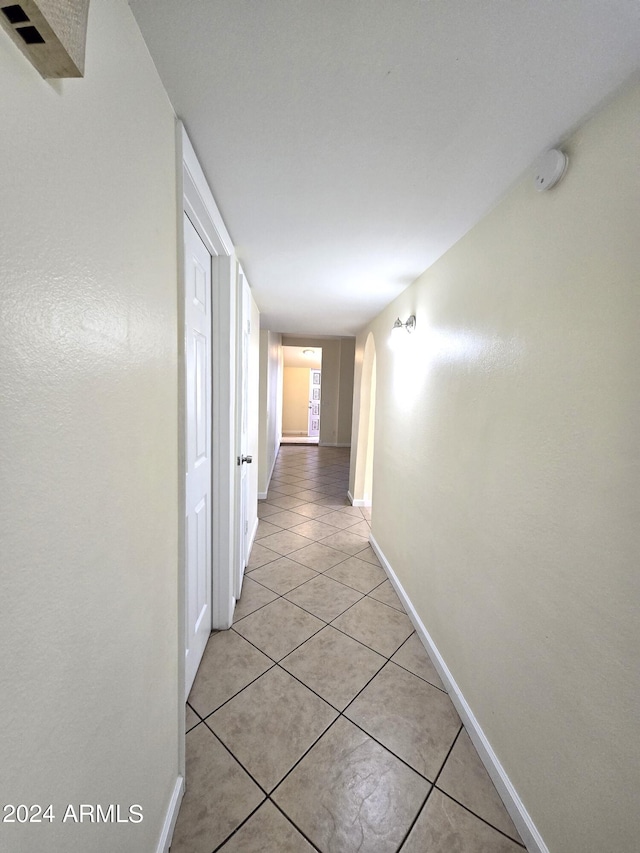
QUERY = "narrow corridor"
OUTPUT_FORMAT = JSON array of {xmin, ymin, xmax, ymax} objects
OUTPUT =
[{"xmin": 172, "ymin": 446, "xmax": 524, "ymax": 853}]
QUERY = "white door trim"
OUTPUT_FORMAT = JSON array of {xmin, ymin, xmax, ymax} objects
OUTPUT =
[
  {"xmin": 179, "ymin": 121, "xmax": 236, "ymax": 626},
  {"xmin": 181, "ymin": 126, "xmax": 233, "ymax": 256},
  {"xmin": 183, "ymin": 213, "xmax": 214, "ymax": 697},
  {"xmin": 234, "ymin": 267, "xmax": 251, "ymax": 599},
  {"xmin": 211, "ymin": 250, "xmax": 237, "ymax": 631},
  {"xmin": 177, "ymin": 121, "xmax": 237, "ymax": 777}
]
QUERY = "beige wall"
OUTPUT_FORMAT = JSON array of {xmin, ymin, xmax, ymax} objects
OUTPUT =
[
  {"xmin": 351, "ymin": 79, "xmax": 640, "ymax": 853},
  {"xmin": 282, "ymin": 367, "xmax": 312, "ymax": 434},
  {"xmin": 282, "ymin": 336, "xmax": 355, "ymax": 446},
  {"xmin": 0, "ymin": 2, "xmax": 179, "ymax": 851},
  {"xmin": 337, "ymin": 338, "xmax": 356, "ymax": 445},
  {"xmin": 258, "ymin": 331, "xmax": 283, "ymax": 495}
]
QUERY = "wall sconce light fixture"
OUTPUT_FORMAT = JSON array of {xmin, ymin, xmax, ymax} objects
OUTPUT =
[
  {"xmin": 391, "ymin": 315, "xmax": 416, "ymax": 335},
  {"xmin": 389, "ymin": 315, "xmax": 416, "ymax": 350}
]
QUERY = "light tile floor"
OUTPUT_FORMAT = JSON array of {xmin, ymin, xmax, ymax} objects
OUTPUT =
[{"xmin": 172, "ymin": 446, "xmax": 525, "ymax": 853}]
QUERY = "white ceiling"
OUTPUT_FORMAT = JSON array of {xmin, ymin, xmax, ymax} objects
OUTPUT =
[
  {"xmin": 129, "ymin": 1, "xmax": 640, "ymax": 336},
  {"xmin": 283, "ymin": 346, "xmax": 323, "ymax": 369}
]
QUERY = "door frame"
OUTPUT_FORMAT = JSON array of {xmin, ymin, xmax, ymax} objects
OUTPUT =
[
  {"xmin": 308, "ymin": 368, "xmax": 321, "ymax": 437},
  {"xmin": 183, "ymin": 211, "xmax": 214, "ymax": 699},
  {"xmin": 177, "ymin": 123, "xmax": 237, "ymax": 764},
  {"xmin": 234, "ymin": 267, "xmax": 252, "ymax": 599}
]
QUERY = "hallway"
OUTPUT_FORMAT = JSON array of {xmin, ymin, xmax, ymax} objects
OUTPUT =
[{"xmin": 172, "ymin": 446, "xmax": 524, "ymax": 853}]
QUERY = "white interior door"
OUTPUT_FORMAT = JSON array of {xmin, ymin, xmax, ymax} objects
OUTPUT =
[
  {"xmin": 308, "ymin": 370, "xmax": 321, "ymax": 437},
  {"xmin": 235, "ymin": 271, "xmax": 251, "ymax": 599},
  {"xmin": 184, "ymin": 213, "xmax": 213, "ymax": 696}
]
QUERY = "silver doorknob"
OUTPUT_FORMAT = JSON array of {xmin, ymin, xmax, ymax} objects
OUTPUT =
[{"xmin": 241, "ymin": 455, "xmax": 253, "ymax": 464}]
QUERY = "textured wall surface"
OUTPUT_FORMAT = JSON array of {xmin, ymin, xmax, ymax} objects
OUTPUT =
[
  {"xmin": 0, "ymin": 1, "xmax": 179, "ymax": 850},
  {"xmin": 353, "ymin": 80, "xmax": 640, "ymax": 853},
  {"xmin": 337, "ymin": 338, "xmax": 355, "ymax": 445}
]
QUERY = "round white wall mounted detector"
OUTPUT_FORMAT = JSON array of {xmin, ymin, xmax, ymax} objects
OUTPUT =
[{"xmin": 534, "ymin": 149, "xmax": 568, "ymax": 191}]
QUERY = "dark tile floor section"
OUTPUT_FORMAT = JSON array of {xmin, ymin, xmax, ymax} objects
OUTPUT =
[{"xmin": 172, "ymin": 446, "xmax": 525, "ymax": 853}]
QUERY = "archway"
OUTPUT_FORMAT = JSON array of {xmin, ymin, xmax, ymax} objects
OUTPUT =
[{"xmin": 352, "ymin": 333, "xmax": 376, "ymax": 514}]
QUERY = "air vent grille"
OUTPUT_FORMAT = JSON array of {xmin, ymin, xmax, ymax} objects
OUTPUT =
[{"xmin": 0, "ymin": 0, "xmax": 89, "ymax": 77}]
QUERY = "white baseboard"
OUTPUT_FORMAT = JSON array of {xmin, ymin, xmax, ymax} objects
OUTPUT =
[
  {"xmin": 369, "ymin": 535, "xmax": 549, "ymax": 853},
  {"xmin": 156, "ymin": 775, "xmax": 184, "ymax": 853},
  {"xmin": 347, "ymin": 490, "xmax": 366, "ymax": 507},
  {"xmin": 259, "ymin": 444, "xmax": 281, "ymax": 500},
  {"xmin": 318, "ymin": 441, "xmax": 351, "ymax": 447},
  {"xmin": 248, "ymin": 516, "xmax": 259, "ymax": 555}
]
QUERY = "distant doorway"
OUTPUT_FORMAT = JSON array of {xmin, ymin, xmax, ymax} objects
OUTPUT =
[
  {"xmin": 282, "ymin": 346, "xmax": 322, "ymax": 444},
  {"xmin": 308, "ymin": 369, "xmax": 321, "ymax": 437}
]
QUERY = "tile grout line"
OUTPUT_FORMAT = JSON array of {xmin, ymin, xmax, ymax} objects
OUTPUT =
[
  {"xmin": 195, "ymin": 654, "xmax": 278, "ymax": 721},
  {"xmin": 252, "ymin": 656, "xmax": 453, "ymax": 818},
  {"xmin": 246, "ymin": 546, "xmax": 372, "ymax": 585},
  {"xmin": 268, "ymin": 798, "xmax": 324, "ymax": 853},
  {"xmin": 272, "ymin": 635, "xmax": 449, "ymax": 785},
  {"xmin": 395, "ymin": 788, "xmax": 433, "ymax": 853},
  {"xmin": 191, "ymin": 449, "xmax": 524, "ymax": 852},
  {"xmin": 201, "ymin": 718, "xmax": 270, "ymax": 797},
  {"xmin": 394, "ymin": 721, "xmax": 527, "ymax": 851},
  {"xmin": 246, "ymin": 569, "xmax": 324, "ymax": 598},
  {"xmin": 241, "ymin": 563, "xmax": 415, "ymax": 668},
  {"xmin": 196, "ymin": 567, "xmax": 439, "ymax": 830},
  {"xmin": 234, "ymin": 588, "xmax": 391, "ymax": 672},
  {"xmin": 266, "ymin": 714, "xmax": 344, "ymax": 800},
  {"xmin": 247, "ymin": 540, "xmax": 353, "ymax": 573},
  {"xmin": 429, "ymin": 786, "xmax": 527, "ymax": 848},
  {"xmin": 230, "ymin": 614, "xmax": 328, "ymax": 668},
  {"xmin": 230, "ymin": 589, "xmax": 408, "ymax": 715},
  {"xmin": 250, "ymin": 558, "xmax": 387, "ymax": 601},
  {"xmin": 390, "ymin": 632, "xmax": 449, "ymax": 694},
  {"xmin": 208, "ymin": 798, "xmax": 267, "ymax": 853},
  {"xmin": 395, "ymin": 726, "xmax": 464, "ymax": 852}
]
